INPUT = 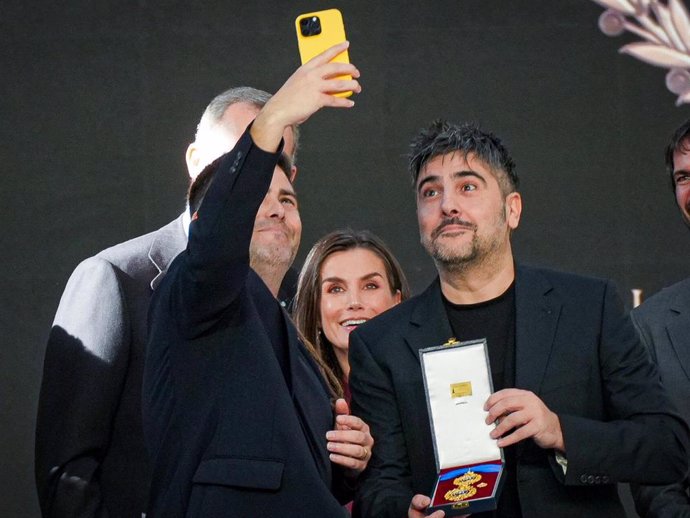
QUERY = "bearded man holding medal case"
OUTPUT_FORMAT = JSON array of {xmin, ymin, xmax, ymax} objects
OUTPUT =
[{"xmin": 348, "ymin": 120, "xmax": 689, "ymax": 518}]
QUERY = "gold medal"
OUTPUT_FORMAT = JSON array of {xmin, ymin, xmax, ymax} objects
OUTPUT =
[
  {"xmin": 444, "ymin": 484, "xmax": 477, "ymax": 502},
  {"xmin": 445, "ymin": 470, "xmax": 483, "ymax": 502},
  {"xmin": 453, "ymin": 470, "xmax": 481, "ymax": 486}
]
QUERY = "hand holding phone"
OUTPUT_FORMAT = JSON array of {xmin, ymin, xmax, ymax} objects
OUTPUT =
[
  {"xmin": 295, "ymin": 9, "xmax": 352, "ymax": 97},
  {"xmin": 251, "ymin": 41, "xmax": 360, "ymax": 152}
]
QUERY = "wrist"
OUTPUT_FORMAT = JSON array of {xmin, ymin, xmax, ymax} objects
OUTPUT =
[{"xmin": 250, "ymin": 108, "xmax": 288, "ymax": 153}]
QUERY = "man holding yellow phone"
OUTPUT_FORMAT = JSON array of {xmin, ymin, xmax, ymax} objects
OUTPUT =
[{"xmin": 143, "ymin": 43, "xmax": 368, "ymax": 518}]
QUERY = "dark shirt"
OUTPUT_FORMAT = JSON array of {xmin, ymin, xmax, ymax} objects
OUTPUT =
[{"xmin": 443, "ymin": 282, "xmax": 522, "ymax": 518}]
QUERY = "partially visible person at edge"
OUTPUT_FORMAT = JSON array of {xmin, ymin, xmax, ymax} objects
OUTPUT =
[
  {"xmin": 293, "ymin": 228, "xmax": 410, "ymax": 402},
  {"xmin": 143, "ymin": 42, "xmax": 374, "ymax": 517},
  {"xmin": 35, "ymin": 85, "xmax": 300, "ymax": 518},
  {"xmin": 631, "ymin": 118, "xmax": 690, "ymax": 518}
]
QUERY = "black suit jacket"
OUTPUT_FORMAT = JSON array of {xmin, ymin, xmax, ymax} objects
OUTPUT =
[
  {"xmin": 143, "ymin": 131, "xmax": 349, "ymax": 518},
  {"xmin": 36, "ymin": 215, "xmax": 186, "ymax": 518},
  {"xmin": 349, "ymin": 266, "xmax": 688, "ymax": 518},
  {"xmin": 631, "ymin": 277, "xmax": 690, "ymax": 518}
]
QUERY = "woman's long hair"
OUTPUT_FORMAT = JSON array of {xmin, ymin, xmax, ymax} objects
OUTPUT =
[{"xmin": 293, "ymin": 229, "xmax": 410, "ymax": 396}]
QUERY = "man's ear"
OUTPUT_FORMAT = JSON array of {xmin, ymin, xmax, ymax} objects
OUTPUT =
[
  {"xmin": 506, "ymin": 192, "xmax": 522, "ymax": 230},
  {"xmin": 289, "ymin": 165, "xmax": 298, "ymax": 183},
  {"xmin": 186, "ymin": 142, "xmax": 202, "ymax": 181}
]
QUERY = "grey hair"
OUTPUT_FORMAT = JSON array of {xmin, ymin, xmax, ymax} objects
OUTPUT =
[{"xmin": 195, "ymin": 86, "xmax": 300, "ymax": 160}]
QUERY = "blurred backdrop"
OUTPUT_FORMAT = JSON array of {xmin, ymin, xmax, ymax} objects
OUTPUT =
[{"xmin": 2, "ymin": 1, "xmax": 689, "ymax": 515}]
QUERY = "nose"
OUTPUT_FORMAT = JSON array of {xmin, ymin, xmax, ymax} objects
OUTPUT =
[
  {"xmin": 440, "ymin": 190, "xmax": 460, "ymax": 216},
  {"xmin": 260, "ymin": 194, "xmax": 285, "ymax": 220},
  {"xmin": 347, "ymin": 292, "xmax": 363, "ymax": 310}
]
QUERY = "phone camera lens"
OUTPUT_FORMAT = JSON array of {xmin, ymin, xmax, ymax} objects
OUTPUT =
[{"xmin": 300, "ymin": 15, "xmax": 321, "ymax": 36}]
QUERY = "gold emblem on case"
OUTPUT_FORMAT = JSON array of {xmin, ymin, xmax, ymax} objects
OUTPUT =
[{"xmin": 450, "ymin": 381, "xmax": 473, "ymax": 398}]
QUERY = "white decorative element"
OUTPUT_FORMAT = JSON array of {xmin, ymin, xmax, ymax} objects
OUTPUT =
[{"xmin": 592, "ymin": 0, "xmax": 690, "ymax": 105}]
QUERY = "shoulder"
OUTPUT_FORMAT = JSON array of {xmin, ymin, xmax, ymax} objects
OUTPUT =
[
  {"xmin": 633, "ymin": 276, "xmax": 690, "ymax": 320},
  {"xmin": 354, "ymin": 284, "xmax": 436, "ymax": 340},
  {"xmin": 517, "ymin": 263, "xmax": 611, "ymax": 299},
  {"xmin": 95, "ymin": 218, "xmax": 185, "ymax": 274}
]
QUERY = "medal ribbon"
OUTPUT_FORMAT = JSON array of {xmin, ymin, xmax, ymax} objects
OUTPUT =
[{"xmin": 439, "ymin": 463, "xmax": 501, "ymax": 481}]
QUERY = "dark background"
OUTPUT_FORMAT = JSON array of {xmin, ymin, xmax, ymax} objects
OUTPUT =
[{"xmin": 3, "ymin": 1, "xmax": 689, "ymax": 515}]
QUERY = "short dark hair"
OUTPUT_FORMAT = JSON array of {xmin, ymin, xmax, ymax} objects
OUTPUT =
[
  {"xmin": 408, "ymin": 119, "xmax": 519, "ymax": 196},
  {"xmin": 188, "ymin": 152, "xmax": 293, "ymax": 215},
  {"xmin": 665, "ymin": 119, "xmax": 690, "ymax": 192}
]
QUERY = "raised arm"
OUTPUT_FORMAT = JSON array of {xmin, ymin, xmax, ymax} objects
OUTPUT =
[{"xmin": 168, "ymin": 42, "xmax": 361, "ymax": 338}]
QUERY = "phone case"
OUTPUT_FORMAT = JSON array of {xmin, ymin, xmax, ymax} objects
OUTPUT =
[{"xmin": 295, "ymin": 9, "xmax": 352, "ymax": 97}]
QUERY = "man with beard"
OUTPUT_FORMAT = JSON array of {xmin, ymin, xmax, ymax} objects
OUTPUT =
[
  {"xmin": 143, "ymin": 43, "xmax": 373, "ymax": 517},
  {"xmin": 631, "ymin": 119, "xmax": 690, "ymax": 517},
  {"xmin": 349, "ymin": 120, "xmax": 688, "ymax": 518}
]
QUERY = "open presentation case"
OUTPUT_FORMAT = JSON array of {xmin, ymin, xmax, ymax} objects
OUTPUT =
[{"xmin": 420, "ymin": 338, "xmax": 504, "ymax": 516}]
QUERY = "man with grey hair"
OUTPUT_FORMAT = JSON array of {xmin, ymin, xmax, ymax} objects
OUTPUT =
[{"xmin": 35, "ymin": 86, "xmax": 298, "ymax": 518}]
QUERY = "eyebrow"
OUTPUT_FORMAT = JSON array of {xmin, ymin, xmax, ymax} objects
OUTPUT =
[
  {"xmin": 416, "ymin": 170, "xmax": 487, "ymax": 194},
  {"xmin": 279, "ymin": 188, "xmax": 297, "ymax": 198},
  {"xmin": 321, "ymin": 272, "xmax": 385, "ymax": 285}
]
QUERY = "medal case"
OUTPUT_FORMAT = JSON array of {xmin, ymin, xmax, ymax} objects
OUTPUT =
[{"xmin": 419, "ymin": 338, "xmax": 505, "ymax": 516}]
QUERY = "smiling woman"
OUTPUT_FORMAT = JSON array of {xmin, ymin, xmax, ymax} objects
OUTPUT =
[{"xmin": 293, "ymin": 229, "xmax": 410, "ymax": 400}]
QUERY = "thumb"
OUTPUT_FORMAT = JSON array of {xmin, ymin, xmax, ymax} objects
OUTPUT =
[{"xmin": 334, "ymin": 398, "xmax": 350, "ymax": 417}]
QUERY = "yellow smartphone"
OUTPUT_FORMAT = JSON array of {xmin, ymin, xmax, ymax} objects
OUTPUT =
[{"xmin": 295, "ymin": 8, "xmax": 352, "ymax": 97}]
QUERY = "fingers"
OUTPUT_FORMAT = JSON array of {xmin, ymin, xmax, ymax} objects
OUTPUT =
[
  {"xmin": 490, "ymin": 409, "xmax": 528, "ymax": 439},
  {"xmin": 484, "ymin": 388, "xmax": 524, "ymax": 412},
  {"xmin": 305, "ymin": 41, "xmax": 351, "ymax": 67},
  {"xmin": 327, "ymin": 428, "xmax": 368, "ymax": 443},
  {"xmin": 335, "ymin": 413, "xmax": 369, "ymax": 431},
  {"xmin": 329, "ymin": 451, "xmax": 367, "ymax": 471},
  {"xmin": 408, "ymin": 494, "xmax": 445, "ymax": 518},
  {"xmin": 326, "ymin": 422, "xmax": 373, "ymax": 473},
  {"xmin": 494, "ymin": 418, "xmax": 537, "ymax": 448},
  {"xmin": 318, "ymin": 61, "xmax": 361, "ymax": 79},
  {"xmin": 484, "ymin": 389, "xmax": 531, "ymax": 424},
  {"xmin": 409, "ymin": 494, "xmax": 431, "ymax": 512},
  {"xmin": 327, "ymin": 434, "xmax": 370, "ymax": 471}
]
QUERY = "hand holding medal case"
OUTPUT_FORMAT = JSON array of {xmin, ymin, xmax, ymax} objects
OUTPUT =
[{"xmin": 420, "ymin": 338, "xmax": 505, "ymax": 515}]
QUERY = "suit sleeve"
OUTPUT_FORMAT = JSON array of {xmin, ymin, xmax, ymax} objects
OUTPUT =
[
  {"xmin": 629, "ymin": 308, "xmax": 690, "ymax": 517},
  {"xmin": 165, "ymin": 130, "xmax": 282, "ymax": 339},
  {"xmin": 36, "ymin": 257, "xmax": 129, "ymax": 518},
  {"xmin": 557, "ymin": 280, "xmax": 689, "ymax": 486},
  {"xmin": 349, "ymin": 331, "xmax": 414, "ymax": 518}
]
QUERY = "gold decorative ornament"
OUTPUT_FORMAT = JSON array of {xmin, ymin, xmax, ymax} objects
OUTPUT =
[
  {"xmin": 453, "ymin": 470, "xmax": 482, "ymax": 486},
  {"xmin": 444, "ymin": 470, "xmax": 482, "ymax": 502},
  {"xmin": 444, "ymin": 485, "xmax": 477, "ymax": 502}
]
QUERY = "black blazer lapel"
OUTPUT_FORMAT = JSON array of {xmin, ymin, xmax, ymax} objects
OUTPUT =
[
  {"xmin": 285, "ymin": 312, "xmax": 333, "ymax": 485},
  {"xmin": 404, "ymin": 278, "xmax": 456, "ymax": 362},
  {"xmin": 514, "ymin": 265, "xmax": 563, "ymax": 394},
  {"xmin": 667, "ymin": 286, "xmax": 690, "ymax": 381}
]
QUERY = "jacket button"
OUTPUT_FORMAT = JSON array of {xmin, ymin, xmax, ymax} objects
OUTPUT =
[
  {"xmin": 594, "ymin": 476, "xmax": 601, "ymax": 484},
  {"xmin": 602, "ymin": 475, "xmax": 610, "ymax": 484},
  {"xmin": 587, "ymin": 475, "xmax": 595, "ymax": 484},
  {"xmin": 580, "ymin": 474, "xmax": 588, "ymax": 484}
]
